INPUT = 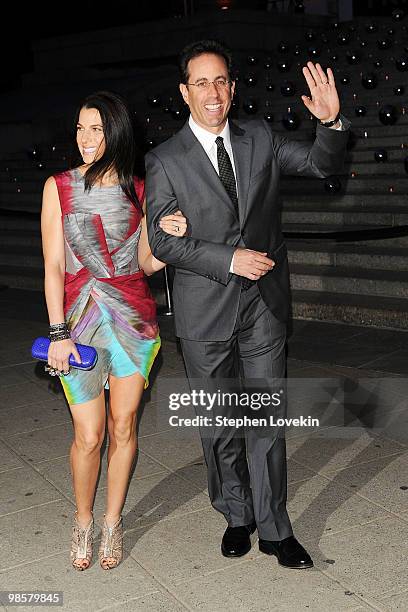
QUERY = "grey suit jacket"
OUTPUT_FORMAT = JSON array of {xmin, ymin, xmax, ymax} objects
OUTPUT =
[{"xmin": 146, "ymin": 117, "xmax": 350, "ymax": 341}]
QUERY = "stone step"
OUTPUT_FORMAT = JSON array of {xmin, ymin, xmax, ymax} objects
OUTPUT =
[
  {"xmin": 280, "ymin": 175, "xmax": 408, "ymax": 194},
  {"xmin": 282, "ymin": 209, "xmax": 408, "ymax": 226},
  {"xmin": 0, "ymin": 181, "xmax": 42, "ymax": 194},
  {"xmin": 283, "ymin": 223, "xmax": 408, "ymax": 246},
  {"xmin": 0, "ymin": 246, "xmax": 43, "ymax": 269},
  {"xmin": 347, "ymin": 148, "xmax": 408, "ymax": 162},
  {"xmin": 347, "ymin": 136, "xmax": 408, "ymax": 149},
  {"xmin": 281, "ymin": 193, "xmax": 407, "ymax": 207},
  {"xmin": 287, "ymin": 241, "xmax": 408, "ymax": 271},
  {"xmin": 0, "ymin": 169, "xmax": 53, "ymax": 182},
  {"xmin": 0, "ymin": 228, "xmax": 41, "ymax": 247},
  {"xmin": 0, "ymin": 265, "xmax": 44, "ymax": 290},
  {"xmin": 0, "ymin": 197, "xmax": 42, "ymax": 213},
  {"xmin": 342, "ymin": 161, "xmax": 408, "ymax": 175},
  {"xmin": 292, "ymin": 289, "xmax": 408, "ymax": 330},
  {"xmin": 0, "ymin": 212, "xmax": 39, "ymax": 231},
  {"xmin": 290, "ymin": 263, "xmax": 408, "ymax": 298}
]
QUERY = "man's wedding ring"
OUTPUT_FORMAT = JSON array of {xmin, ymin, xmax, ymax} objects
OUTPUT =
[{"xmin": 175, "ymin": 225, "xmax": 180, "ymax": 232}]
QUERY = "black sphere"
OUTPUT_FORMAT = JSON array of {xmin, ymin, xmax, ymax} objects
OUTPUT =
[
  {"xmin": 377, "ymin": 38, "xmax": 392, "ymax": 50},
  {"xmin": 365, "ymin": 22, "xmax": 378, "ymax": 33},
  {"xmin": 282, "ymin": 110, "xmax": 300, "ymax": 131},
  {"xmin": 373, "ymin": 59, "xmax": 383, "ymax": 68},
  {"xmin": 394, "ymin": 85, "xmax": 405, "ymax": 95},
  {"xmin": 330, "ymin": 54, "xmax": 339, "ymax": 62},
  {"xmin": 264, "ymin": 113, "xmax": 273, "ymax": 123},
  {"xmin": 340, "ymin": 75, "xmax": 350, "ymax": 85},
  {"xmin": 147, "ymin": 138, "xmax": 157, "ymax": 149},
  {"xmin": 361, "ymin": 72, "xmax": 378, "ymax": 89},
  {"xmin": 379, "ymin": 105, "xmax": 398, "ymax": 125},
  {"xmin": 171, "ymin": 107, "xmax": 186, "ymax": 120},
  {"xmin": 36, "ymin": 162, "xmax": 45, "ymax": 170},
  {"xmin": 360, "ymin": 40, "xmax": 368, "ymax": 47},
  {"xmin": 147, "ymin": 95, "xmax": 161, "ymax": 107},
  {"xmin": 277, "ymin": 41, "xmax": 290, "ymax": 54},
  {"xmin": 27, "ymin": 148, "xmax": 41, "ymax": 161},
  {"xmin": 247, "ymin": 55, "xmax": 259, "ymax": 65},
  {"xmin": 265, "ymin": 82, "xmax": 274, "ymax": 92},
  {"xmin": 395, "ymin": 57, "xmax": 408, "ymax": 71},
  {"xmin": 243, "ymin": 99, "xmax": 258, "ymax": 115},
  {"xmin": 324, "ymin": 177, "xmax": 342, "ymax": 194},
  {"xmin": 331, "ymin": 22, "xmax": 340, "ymax": 30},
  {"xmin": 277, "ymin": 60, "xmax": 291, "ymax": 73},
  {"xmin": 280, "ymin": 81, "xmax": 296, "ymax": 97},
  {"xmin": 294, "ymin": 45, "xmax": 301, "ymax": 56},
  {"xmin": 355, "ymin": 105, "xmax": 367, "ymax": 117},
  {"xmin": 377, "ymin": 38, "xmax": 392, "ymax": 51},
  {"xmin": 294, "ymin": 2, "xmax": 304, "ymax": 13},
  {"xmin": 337, "ymin": 33, "xmax": 350, "ymax": 45},
  {"xmin": 244, "ymin": 74, "xmax": 257, "ymax": 87},
  {"xmin": 264, "ymin": 58, "xmax": 273, "ymax": 70},
  {"xmin": 374, "ymin": 149, "xmax": 388, "ymax": 162},
  {"xmin": 321, "ymin": 34, "xmax": 329, "ymax": 44},
  {"xmin": 305, "ymin": 30, "xmax": 316, "ymax": 41},
  {"xmin": 308, "ymin": 46, "xmax": 321, "ymax": 58},
  {"xmin": 346, "ymin": 51, "xmax": 360, "ymax": 65},
  {"xmin": 392, "ymin": 9, "xmax": 405, "ymax": 21}
]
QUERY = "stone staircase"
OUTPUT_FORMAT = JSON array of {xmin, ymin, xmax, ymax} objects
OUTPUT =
[{"xmin": 1, "ymin": 11, "xmax": 408, "ymax": 328}]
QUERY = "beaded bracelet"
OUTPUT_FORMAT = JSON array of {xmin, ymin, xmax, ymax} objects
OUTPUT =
[{"xmin": 49, "ymin": 322, "xmax": 71, "ymax": 342}]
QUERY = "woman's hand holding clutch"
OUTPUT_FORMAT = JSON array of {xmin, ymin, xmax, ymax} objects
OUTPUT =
[{"xmin": 47, "ymin": 338, "xmax": 82, "ymax": 375}]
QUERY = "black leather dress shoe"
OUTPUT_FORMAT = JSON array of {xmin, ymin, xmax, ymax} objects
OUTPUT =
[
  {"xmin": 259, "ymin": 536, "xmax": 313, "ymax": 569},
  {"xmin": 221, "ymin": 522, "xmax": 257, "ymax": 558}
]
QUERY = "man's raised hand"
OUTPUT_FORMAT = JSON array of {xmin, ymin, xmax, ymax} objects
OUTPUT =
[{"xmin": 301, "ymin": 62, "xmax": 340, "ymax": 123}]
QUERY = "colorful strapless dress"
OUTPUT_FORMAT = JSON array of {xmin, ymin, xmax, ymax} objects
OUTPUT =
[{"xmin": 54, "ymin": 168, "xmax": 161, "ymax": 405}]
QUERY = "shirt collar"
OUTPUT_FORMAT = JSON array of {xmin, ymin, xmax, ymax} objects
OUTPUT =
[{"xmin": 188, "ymin": 115, "xmax": 231, "ymax": 154}]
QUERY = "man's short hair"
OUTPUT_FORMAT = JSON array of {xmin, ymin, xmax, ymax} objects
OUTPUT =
[{"xmin": 179, "ymin": 39, "xmax": 233, "ymax": 84}]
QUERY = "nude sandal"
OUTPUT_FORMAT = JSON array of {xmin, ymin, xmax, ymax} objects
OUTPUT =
[
  {"xmin": 98, "ymin": 516, "xmax": 123, "ymax": 570},
  {"xmin": 71, "ymin": 512, "xmax": 94, "ymax": 571}
]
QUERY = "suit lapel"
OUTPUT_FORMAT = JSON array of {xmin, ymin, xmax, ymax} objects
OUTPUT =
[
  {"xmin": 178, "ymin": 122, "xmax": 239, "ymax": 217},
  {"xmin": 229, "ymin": 121, "xmax": 252, "ymax": 227}
]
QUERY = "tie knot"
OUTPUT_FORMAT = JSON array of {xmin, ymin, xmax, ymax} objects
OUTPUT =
[{"xmin": 215, "ymin": 136, "xmax": 224, "ymax": 148}]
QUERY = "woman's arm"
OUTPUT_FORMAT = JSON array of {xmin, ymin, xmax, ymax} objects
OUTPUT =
[
  {"xmin": 41, "ymin": 176, "xmax": 66, "ymax": 324},
  {"xmin": 41, "ymin": 176, "xmax": 81, "ymax": 371},
  {"xmin": 138, "ymin": 201, "xmax": 187, "ymax": 276}
]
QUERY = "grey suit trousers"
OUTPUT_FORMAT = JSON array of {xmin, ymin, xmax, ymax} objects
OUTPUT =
[{"xmin": 180, "ymin": 282, "xmax": 293, "ymax": 541}]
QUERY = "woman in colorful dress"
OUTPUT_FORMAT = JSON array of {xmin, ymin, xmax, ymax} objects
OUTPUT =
[{"xmin": 41, "ymin": 91, "xmax": 187, "ymax": 571}]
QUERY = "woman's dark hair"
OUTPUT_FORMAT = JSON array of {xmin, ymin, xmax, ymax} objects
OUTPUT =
[
  {"xmin": 179, "ymin": 40, "xmax": 233, "ymax": 84},
  {"xmin": 73, "ymin": 91, "xmax": 141, "ymax": 209}
]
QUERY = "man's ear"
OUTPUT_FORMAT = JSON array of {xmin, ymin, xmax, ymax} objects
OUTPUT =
[
  {"xmin": 179, "ymin": 83, "xmax": 189, "ymax": 106},
  {"xmin": 230, "ymin": 80, "xmax": 236, "ymax": 99}
]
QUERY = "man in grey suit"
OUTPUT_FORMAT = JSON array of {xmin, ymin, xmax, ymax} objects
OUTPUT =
[{"xmin": 146, "ymin": 40, "xmax": 349, "ymax": 569}]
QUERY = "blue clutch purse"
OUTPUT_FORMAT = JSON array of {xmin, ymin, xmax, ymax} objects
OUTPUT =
[{"xmin": 31, "ymin": 337, "xmax": 98, "ymax": 370}]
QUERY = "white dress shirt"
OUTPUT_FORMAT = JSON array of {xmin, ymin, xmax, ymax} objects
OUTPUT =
[{"xmin": 188, "ymin": 115, "xmax": 237, "ymax": 184}]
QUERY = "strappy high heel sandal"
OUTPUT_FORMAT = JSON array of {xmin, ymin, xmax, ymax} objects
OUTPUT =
[
  {"xmin": 71, "ymin": 512, "xmax": 94, "ymax": 571},
  {"xmin": 98, "ymin": 516, "xmax": 123, "ymax": 570}
]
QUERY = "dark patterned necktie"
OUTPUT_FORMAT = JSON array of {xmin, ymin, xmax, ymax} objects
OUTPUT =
[
  {"xmin": 216, "ymin": 136, "xmax": 253, "ymax": 290},
  {"xmin": 215, "ymin": 136, "xmax": 239, "ymax": 218}
]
